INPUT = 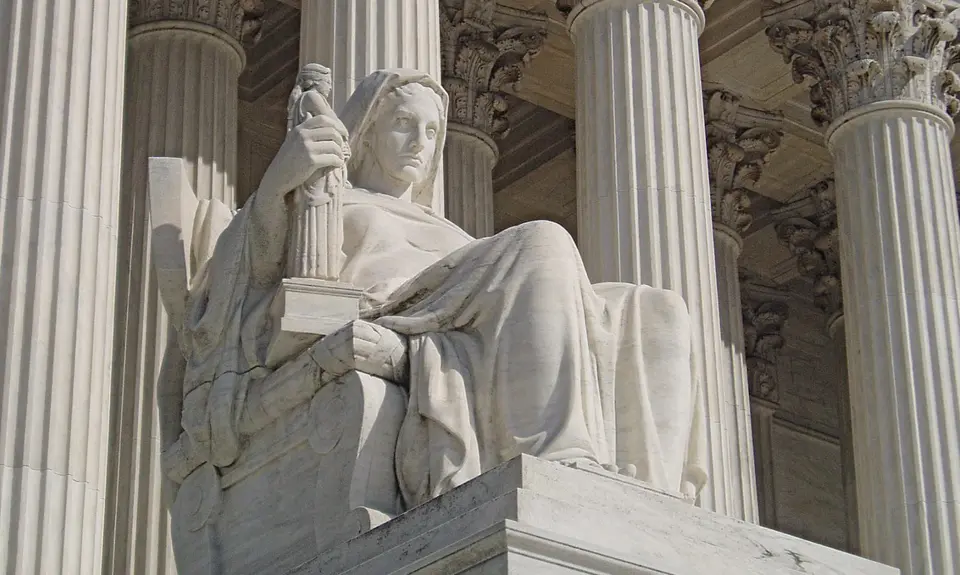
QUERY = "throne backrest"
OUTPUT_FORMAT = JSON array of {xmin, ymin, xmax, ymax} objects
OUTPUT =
[{"xmin": 147, "ymin": 157, "xmax": 233, "ymax": 330}]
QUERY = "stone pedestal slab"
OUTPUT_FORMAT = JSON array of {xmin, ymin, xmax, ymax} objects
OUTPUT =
[{"xmin": 290, "ymin": 455, "xmax": 896, "ymax": 575}]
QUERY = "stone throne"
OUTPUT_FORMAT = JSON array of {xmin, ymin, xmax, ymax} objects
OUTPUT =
[{"xmin": 148, "ymin": 157, "xmax": 411, "ymax": 575}]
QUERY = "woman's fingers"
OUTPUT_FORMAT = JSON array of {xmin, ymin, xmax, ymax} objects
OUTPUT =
[
  {"xmin": 299, "ymin": 113, "xmax": 349, "ymax": 140},
  {"xmin": 306, "ymin": 141, "xmax": 346, "ymax": 165},
  {"xmin": 299, "ymin": 125, "xmax": 344, "ymax": 147}
]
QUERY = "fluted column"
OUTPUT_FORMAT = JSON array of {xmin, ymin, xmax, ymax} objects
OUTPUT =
[
  {"xmin": 102, "ymin": 4, "xmax": 248, "ymax": 574},
  {"xmin": 558, "ymin": 0, "xmax": 749, "ymax": 517},
  {"xmin": 741, "ymin": 282, "xmax": 790, "ymax": 527},
  {"xmin": 439, "ymin": 2, "xmax": 546, "ymax": 237},
  {"xmin": 300, "ymin": 0, "xmax": 442, "ymax": 213},
  {"xmin": 766, "ymin": 1, "xmax": 960, "ymax": 571},
  {"xmin": 704, "ymin": 87, "xmax": 784, "ymax": 523},
  {"xmin": 0, "ymin": 0, "xmax": 127, "ymax": 572},
  {"xmin": 445, "ymin": 126, "xmax": 498, "ymax": 237}
]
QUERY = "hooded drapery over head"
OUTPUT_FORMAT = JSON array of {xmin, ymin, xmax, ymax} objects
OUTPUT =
[{"xmin": 337, "ymin": 69, "xmax": 449, "ymax": 211}]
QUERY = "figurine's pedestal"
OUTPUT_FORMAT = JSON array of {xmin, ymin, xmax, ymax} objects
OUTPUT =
[
  {"xmin": 278, "ymin": 277, "xmax": 363, "ymax": 335},
  {"xmin": 289, "ymin": 455, "xmax": 896, "ymax": 575}
]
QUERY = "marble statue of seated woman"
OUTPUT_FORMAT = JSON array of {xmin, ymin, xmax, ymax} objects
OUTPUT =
[{"xmin": 177, "ymin": 69, "xmax": 707, "ymax": 510}]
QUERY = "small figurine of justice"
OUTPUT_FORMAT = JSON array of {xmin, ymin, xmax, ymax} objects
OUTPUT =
[{"xmin": 285, "ymin": 63, "xmax": 350, "ymax": 280}]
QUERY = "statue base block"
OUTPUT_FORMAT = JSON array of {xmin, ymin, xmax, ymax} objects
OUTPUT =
[
  {"xmin": 279, "ymin": 277, "xmax": 363, "ymax": 336},
  {"xmin": 288, "ymin": 455, "xmax": 896, "ymax": 575}
]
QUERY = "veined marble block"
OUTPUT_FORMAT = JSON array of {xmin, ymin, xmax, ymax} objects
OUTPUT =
[{"xmin": 290, "ymin": 455, "xmax": 897, "ymax": 575}]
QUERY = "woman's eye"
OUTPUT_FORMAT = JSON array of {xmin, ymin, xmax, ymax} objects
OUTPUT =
[{"xmin": 396, "ymin": 117, "xmax": 410, "ymax": 128}]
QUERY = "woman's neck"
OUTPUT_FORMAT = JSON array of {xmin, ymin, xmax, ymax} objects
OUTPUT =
[{"xmin": 353, "ymin": 161, "xmax": 413, "ymax": 202}]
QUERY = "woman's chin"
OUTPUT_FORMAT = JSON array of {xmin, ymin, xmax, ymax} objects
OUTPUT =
[{"xmin": 393, "ymin": 167, "xmax": 428, "ymax": 185}]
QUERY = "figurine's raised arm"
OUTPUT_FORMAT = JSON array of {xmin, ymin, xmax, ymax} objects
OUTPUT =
[{"xmin": 247, "ymin": 72, "xmax": 349, "ymax": 287}]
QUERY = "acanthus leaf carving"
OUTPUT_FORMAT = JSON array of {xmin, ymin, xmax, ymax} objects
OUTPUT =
[
  {"xmin": 704, "ymin": 88, "xmax": 784, "ymax": 237},
  {"xmin": 441, "ymin": 1, "xmax": 547, "ymax": 139},
  {"xmin": 763, "ymin": 0, "xmax": 960, "ymax": 126},
  {"xmin": 742, "ymin": 282, "xmax": 791, "ymax": 403},
  {"xmin": 774, "ymin": 178, "xmax": 844, "ymax": 320}
]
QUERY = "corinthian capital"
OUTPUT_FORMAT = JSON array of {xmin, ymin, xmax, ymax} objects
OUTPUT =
[
  {"xmin": 774, "ymin": 179, "xmax": 843, "ymax": 319},
  {"xmin": 763, "ymin": 0, "xmax": 960, "ymax": 126},
  {"xmin": 742, "ymin": 281, "xmax": 790, "ymax": 403},
  {"xmin": 441, "ymin": 1, "xmax": 547, "ymax": 139},
  {"xmin": 704, "ymin": 88, "xmax": 784, "ymax": 237},
  {"xmin": 129, "ymin": 0, "xmax": 264, "ymax": 41}
]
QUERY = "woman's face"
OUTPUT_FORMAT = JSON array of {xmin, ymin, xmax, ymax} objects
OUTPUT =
[{"xmin": 369, "ymin": 84, "xmax": 441, "ymax": 186}]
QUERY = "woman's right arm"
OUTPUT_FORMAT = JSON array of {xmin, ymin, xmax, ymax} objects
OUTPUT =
[{"xmin": 248, "ymin": 110, "xmax": 349, "ymax": 286}]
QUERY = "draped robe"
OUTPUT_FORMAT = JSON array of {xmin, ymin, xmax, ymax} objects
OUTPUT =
[{"xmin": 180, "ymin": 186, "xmax": 707, "ymax": 508}]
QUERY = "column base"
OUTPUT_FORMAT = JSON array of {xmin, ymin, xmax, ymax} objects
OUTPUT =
[{"xmin": 290, "ymin": 455, "xmax": 894, "ymax": 574}]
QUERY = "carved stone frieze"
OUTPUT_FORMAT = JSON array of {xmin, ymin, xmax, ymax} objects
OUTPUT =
[
  {"xmin": 440, "ymin": 1, "xmax": 547, "ymax": 139},
  {"xmin": 742, "ymin": 281, "xmax": 790, "ymax": 403},
  {"xmin": 704, "ymin": 88, "xmax": 784, "ymax": 238},
  {"xmin": 774, "ymin": 179, "xmax": 844, "ymax": 320},
  {"xmin": 129, "ymin": 0, "xmax": 265, "ymax": 42},
  {"xmin": 763, "ymin": 0, "xmax": 960, "ymax": 126}
]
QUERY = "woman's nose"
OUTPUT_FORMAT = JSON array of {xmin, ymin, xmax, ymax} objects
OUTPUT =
[{"xmin": 409, "ymin": 132, "xmax": 425, "ymax": 153}]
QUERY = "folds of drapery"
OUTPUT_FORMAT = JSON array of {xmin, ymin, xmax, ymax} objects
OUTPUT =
[{"xmin": 171, "ymin": 190, "xmax": 707, "ymax": 509}]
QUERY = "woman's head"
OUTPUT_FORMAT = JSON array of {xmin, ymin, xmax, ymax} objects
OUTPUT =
[
  {"xmin": 339, "ymin": 70, "xmax": 448, "ymax": 206},
  {"xmin": 365, "ymin": 82, "xmax": 443, "ymax": 188}
]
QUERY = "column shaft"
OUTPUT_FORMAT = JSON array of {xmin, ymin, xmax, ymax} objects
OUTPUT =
[
  {"xmin": 0, "ymin": 0, "xmax": 127, "ymax": 573},
  {"xmin": 102, "ymin": 24, "xmax": 241, "ymax": 575},
  {"xmin": 750, "ymin": 402, "xmax": 778, "ymax": 527},
  {"xmin": 569, "ymin": 0, "xmax": 743, "ymax": 516},
  {"xmin": 713, "ymin": 230, "xmax": 758, "ymax": 522},
  {"xmin": 830, "ymin": 320, "xmax": 860, "ymax": 554},
  {"xmin": 300, "ymin": 0, "xmax": 442, "ymax": 214},
  {"xmin": 444, "ymin": 126, "xmax": 497, "ymax": 238},
  {"xmin": 300, "ymin": 0, "xmax": 441, "ymax": 111},
  {"xmin": 829, "ymin": 104, "xmax": 960, "ymax": 572}
]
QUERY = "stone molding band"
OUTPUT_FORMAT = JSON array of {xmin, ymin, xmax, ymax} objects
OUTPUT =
[
  {"xmin": 447, "ymin": 123, "xmax": 500, "ymax": 162},
  {"xmin": 825, "ymin": 99, "xmax": 956, "ymax": 149},
  {"xmin": 563, "ymin": 0, "xmax": 707, "ymax": 34},
  {"xmin": 129, "ymin": 20, "xmax": 246, "ymax": 70}
]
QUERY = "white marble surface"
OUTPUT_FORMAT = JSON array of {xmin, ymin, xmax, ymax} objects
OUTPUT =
[
  {"xmin": 299, "ymin": 0, "xmax": 444, "ymax": 214},
  {"xmin": 764, "ymin": 2, "xmax": 960, "ymax": 571},
  {"xmin": 291, "ymin": 455, "xmax": 897, "ymax": 575},
  {"xmin": 829, "ymin": 104, "xmax": 960, "ymax": 573},
  {"xmin": 563, "ymin": 0, "xmax": 752, "ymax": 520},
  {"xmin": 444, "ymin": 125, "xmax": 498, "ymax": 238},
  {"xmin": 0, "ymin": 0, "xmax": 127, "ymax": 572},
  {"xmin": 104, "ymin": 17, "xmax": 244, "ymax": 575},
  {"xmin": 159, "ymin": 68, "xmax": 710, "ymax": 574}
]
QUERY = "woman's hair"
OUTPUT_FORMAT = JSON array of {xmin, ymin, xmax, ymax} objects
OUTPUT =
[{"xmin": 385, "ymin": 82, "xmax": 445, "ymax": 118}]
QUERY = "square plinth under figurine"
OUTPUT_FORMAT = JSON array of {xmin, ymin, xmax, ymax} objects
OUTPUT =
[
  {"xmin": 278, "ymin": 277, "xmax": 363, "ymax": 336},
  {"xmin": 285, "ymin": 455, "xmax": 895, "ymax": 575}
]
